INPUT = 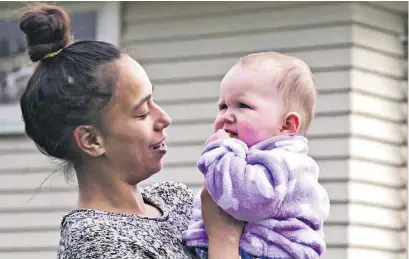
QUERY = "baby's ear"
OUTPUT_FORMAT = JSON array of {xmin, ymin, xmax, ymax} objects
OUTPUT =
[{"xmin": 280, "ymin": 112, "xmax": 301, "ymax": 135}]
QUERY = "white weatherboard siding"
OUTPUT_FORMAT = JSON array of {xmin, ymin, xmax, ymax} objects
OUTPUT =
[
  {"xmin": 347, "ymin": 2, "xmax": 408, "ymax": 258},
  {"xmin": 0, "ymin": 1, "xmax": 407, "ymax": 259},
  {"xmin": 121, "ymin": 2, "xmax": 408, "ymax": 259}
]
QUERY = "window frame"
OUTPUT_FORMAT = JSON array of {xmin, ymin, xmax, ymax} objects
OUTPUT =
[{"xmin": 0, "ymin": 2, "xmax": 120, "ymax": 135}]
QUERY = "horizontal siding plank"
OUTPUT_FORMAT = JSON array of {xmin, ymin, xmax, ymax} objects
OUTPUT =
[
  {"xmin": 351, "ymin": 91, "xmax": 405, "ymax": 123},
  {"xmin": 352, "ymin": 25, "xmax": 404, "ymax": 56},
  {"xmin": 349, "ymin": 137, "xmax": 405, "ymax": 166},
  {"xmin": 314, "ymin": 159, "xmax": 405, "ymax": 188},
  {"xmin": 122, "ymin": 3, "xmax": 353, "ymax": 42},
  {"xmin": 353, "ymin": 3, "xmax": 406, "ymax": 34},
  {"xmin": 0, "ymin": 191, "xmax": 77, "ymax": 210},
  {"xmin": 126, "ymin": 25, "xmax": 404, "ymax": 62},
  {"xmin": 0, "ymin": 172, "xmax": 72, "ymax": 191},
  {"xmin": 322, "ymin": 248, "xmax": 346, "ymax": 259},
  {"xmin": 349, "ymin": 182, "xmax": 405, "ymax": 209},
  {"xmin": 368, "ymin": 2, "xmax": 408, "ymax": 14},
  {"xmin": 155, "ymin": 80, "xmax": 220, "ymax": 102},
  {"xmin": 349, "ymin": 159, "xmax": 405, "ymax": 187},
  {"xmin": 351, "ymin": 69, "xmax": 404, "ymax": 101},
  {"xmin": 318, "ymin": 159, "xmax": 349, "ymax": 182},
  {"xmin": 0, "ymin": 251, "xmax": 56, "ymax": 259},
  {"xmin": 349, "ymin": 203, "xmax": 405, "ymax": 230},
  {"xmin": 0, "ymin": 231, "xmax": 59, "ymax": 249},
  {"xmin": 123, "ymin": 2, "xmax": 326, "ymax": 23},
  {"xmin": 329, "ymin": 203, "xmax": 405, "ymax": 230},
  {"xmin": 0, "ymin": 211, "xmax": 65, "ymax": 230},
  {"xmin": 125, "ymin": 25, "xmax": 352, "ymax": 60},
  {"xmin": 348, "ymin": 225, "xmax": 405, "ymax": 251},
  {"xmin": 350, "ymin": 114, "xmax": 405, "ymax": 144},
  {"xmin": 352, "ymin": 47, "xmax": 405, "ymax": 78},
  {"xmin": 143, "ymin": 49, "xmax": 351, "ymax": 81},
  {"xmin": 139, "ymin": 49, "xmax": 399, "ymax": 83},
  {"xmin": 347, "ymin": 248, "xmax": 405, "ymax": 259},
  {"xmin": 0, "ymin": 153, "xmax": 52, "ymax": 170},
  {"xmin": 0, "ymin": 137, "xmax": 37, "ymax": 153}
]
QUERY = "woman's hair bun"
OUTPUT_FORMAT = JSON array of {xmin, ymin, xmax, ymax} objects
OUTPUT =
[{"xmin": 19, "ymin": 3, "xmax": 73, "ymax": 62}]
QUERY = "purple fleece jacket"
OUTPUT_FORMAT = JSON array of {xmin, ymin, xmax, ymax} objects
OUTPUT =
[{"xmin": 182, "ymin": 135, "xmax": 330, "ymax": 258}]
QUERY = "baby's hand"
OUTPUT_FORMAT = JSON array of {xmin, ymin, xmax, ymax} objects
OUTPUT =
[{"xmin": 205, "ymin": 129, "xmax": 231, "ymax": 146}]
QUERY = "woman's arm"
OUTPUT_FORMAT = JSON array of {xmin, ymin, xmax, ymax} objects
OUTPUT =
[{"xmin": 201, "ymin": 188, "xmax": 244, "ymax": 259}]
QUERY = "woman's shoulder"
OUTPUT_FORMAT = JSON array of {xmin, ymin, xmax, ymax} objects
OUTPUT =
[
  {"xmin": 58, "ymin": 210, "xmax": 126, "ymax": 258},
  {"xmin": 142, "ymin": 181, "xmax": 195, "ymax": 221},
  {"xmin": 143, "ymin": 181, "xmax": 194, "ymax": 205}
]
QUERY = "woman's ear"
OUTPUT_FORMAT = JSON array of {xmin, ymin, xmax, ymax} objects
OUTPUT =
[
  {"xmin": 73, "ymin": 125, "xmax": 106, "ymax": 157},
  {"xmin": 280, "ymin": 112, "xmax": 301, "ymax": 135}
]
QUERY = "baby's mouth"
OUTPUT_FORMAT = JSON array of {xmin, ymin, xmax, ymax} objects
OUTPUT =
[{"xmin": 225, "ymin": 130, "xmax": 237, "ymax": 137}]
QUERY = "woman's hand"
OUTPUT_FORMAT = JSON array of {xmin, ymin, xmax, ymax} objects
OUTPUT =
[{"xmin": 201, "ymin": 188, "xmax": 245, "ymax": 259}]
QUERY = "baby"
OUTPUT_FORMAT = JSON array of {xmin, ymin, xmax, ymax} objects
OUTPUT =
[{"xmin": 182, "ymin": 52, "xmax": 330, "ymax": 259}]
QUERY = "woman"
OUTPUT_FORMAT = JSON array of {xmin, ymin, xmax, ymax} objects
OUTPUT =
[{"xmin": 19, "ymin": 3, "xmax": 244, "ymax": 259}]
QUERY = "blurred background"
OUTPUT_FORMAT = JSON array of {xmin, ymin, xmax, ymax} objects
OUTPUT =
[{"xmin": 0, "ymin": 1, "xmax": 407, "ymax": 259}]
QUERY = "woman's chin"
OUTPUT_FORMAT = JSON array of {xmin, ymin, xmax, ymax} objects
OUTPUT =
[{"xmin": 150, "ymin": 159, "xmax": 165, "ymax": 175}]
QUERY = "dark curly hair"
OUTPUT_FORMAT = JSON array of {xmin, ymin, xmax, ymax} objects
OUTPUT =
[{"xmin": 19, "ymin": 3, "xmax": 121, "ymax": 178}]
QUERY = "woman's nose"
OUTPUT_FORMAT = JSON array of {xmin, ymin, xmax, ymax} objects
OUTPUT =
[{"xmin": 154, "ymin": 104, "xmax": 172, "ymax": 130}]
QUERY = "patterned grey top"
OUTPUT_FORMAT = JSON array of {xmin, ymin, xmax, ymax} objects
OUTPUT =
[{"xmin": 57, "ymin": 181, "xmax": 196, "ymax": 259}]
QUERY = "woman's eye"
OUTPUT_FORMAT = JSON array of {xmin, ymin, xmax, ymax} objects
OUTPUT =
[
  {"xmin": 238, "ymin": 103, "xmax": 250, "ymax": 109},
  {"xmin": 136, "ymin": 112, "xmax": 149, "ymax": 119}
]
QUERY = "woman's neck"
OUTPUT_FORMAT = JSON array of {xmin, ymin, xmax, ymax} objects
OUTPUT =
[
  {"xmin": 74, "ymin": 162, "xmax": 150, "ymax": 215},
  {"xmin": 78, "ymin": 180, "xmax": 147, "ymax": 215}
]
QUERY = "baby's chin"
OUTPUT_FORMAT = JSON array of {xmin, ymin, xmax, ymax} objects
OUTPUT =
[
  {"xmin": 238, "ymin": 136, "xmax": 262, "ymax": 148},
  {"xmin": 240, "ymin": 134, "xmax": 280, "ymax": 147}
]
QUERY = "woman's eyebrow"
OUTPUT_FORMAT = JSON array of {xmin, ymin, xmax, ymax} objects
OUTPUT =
[{"xmin": 132, "ymin": 94, "xmax": 152, "ymax": 111}]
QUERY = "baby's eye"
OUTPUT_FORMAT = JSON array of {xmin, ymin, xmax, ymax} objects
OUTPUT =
[
  {"xmin": 238, "ymin": 103, "xmax": 250, "ymax": 109},
  {"xmin": 219, "ymin": 103, "xmax": 227, "ymax": 111}
]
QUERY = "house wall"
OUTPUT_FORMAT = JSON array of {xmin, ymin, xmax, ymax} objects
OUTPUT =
[{"xmin": 0, "ymin": 2, "xmax": 406, "ymax": 259}]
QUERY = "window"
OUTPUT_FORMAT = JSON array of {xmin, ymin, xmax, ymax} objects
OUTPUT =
[{"xmin": 0, "ymin": 2, "xmax": 120, "ymax": 134}]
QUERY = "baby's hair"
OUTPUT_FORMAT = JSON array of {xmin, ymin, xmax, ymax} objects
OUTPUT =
[{"xmin": 238, "ymin": 52, "xmax": 316, "ymax": 134}]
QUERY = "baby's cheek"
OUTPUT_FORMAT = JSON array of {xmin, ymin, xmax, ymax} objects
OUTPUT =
[
  {"xmin": 213, "ymin": 116, "xmax": 223, "ymax": 132},
  {"xmin": 239, "ymin": 124, "xmax": 266, "ymax": 147}
]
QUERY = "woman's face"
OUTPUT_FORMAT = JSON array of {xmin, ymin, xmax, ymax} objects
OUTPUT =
[{"xmin": 100, "ymin": 55, "xmax": 171, "ymax": 183}]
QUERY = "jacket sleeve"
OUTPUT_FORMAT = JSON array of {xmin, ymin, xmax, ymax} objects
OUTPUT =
[{"xmin": 198, "ymin": 138, "xmax": 291, "ymax": 221}]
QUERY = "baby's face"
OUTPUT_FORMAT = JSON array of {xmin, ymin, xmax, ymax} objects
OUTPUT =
[{"xmin": 214, "ymin": 64, "xmax": 286, "ymax": 147}]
